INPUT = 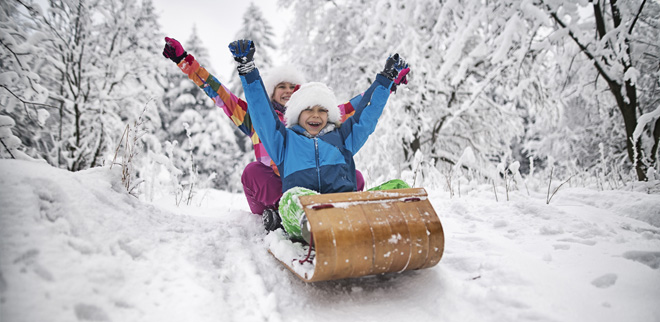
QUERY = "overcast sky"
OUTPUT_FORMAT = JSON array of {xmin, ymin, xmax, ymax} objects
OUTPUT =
[{"xmin": 154, "ymin": 0, "xmax": 291, "ymax": 82}]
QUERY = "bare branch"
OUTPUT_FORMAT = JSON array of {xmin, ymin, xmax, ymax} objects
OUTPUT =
[
  {"xmin": 1, "ymin": 138, "xmax": 16, "ymax": 159},
  {"xmin": 593, "ymin": 1, "xmax": 608, "ymax": 40},
  {"xmin": 545, "ymin": 5, "xmax": 619, "ymax": 87},
  {"xmin": 0, "ymin": 84, "xmax": 61, "ymax": 124},
  {"xmin": 628, "ymin": 0, "xmax": 647, "ymax": 35},
  {"xmin": 0, "ymin": 39, "xmax": 25, "ymax": 69},
  {"xmin": 547, "ymin": 168, "xmax": 576, "ymax": 204}
]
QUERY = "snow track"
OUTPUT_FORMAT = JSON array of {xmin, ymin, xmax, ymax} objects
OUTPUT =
[{"xmin": 1, "ymin": 160, "xmax": 659, "ymax": 322}]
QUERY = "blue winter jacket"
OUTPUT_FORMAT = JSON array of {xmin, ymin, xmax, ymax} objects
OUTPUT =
[{"xmin": 241, "ymin": 68, "xmax": 393, "ymax": 194}]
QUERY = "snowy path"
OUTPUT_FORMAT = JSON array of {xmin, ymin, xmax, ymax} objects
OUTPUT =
[
  {"xmin": 435, "ymin": 189, "xmax": 660, "ymax": 322},
  {"xmin": 1, "ymin": 160, "xmax": 659, "ymax": 322}
]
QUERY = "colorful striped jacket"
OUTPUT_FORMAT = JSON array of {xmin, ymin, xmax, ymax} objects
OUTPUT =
[{"xmin": 176, "ymin": 56, "xmax": 364, "ymax": 176}]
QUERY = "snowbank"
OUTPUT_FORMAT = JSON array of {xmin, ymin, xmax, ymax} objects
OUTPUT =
[{"xmin": 1, "ymin": 159, "xmax": 659, "ymax": 322}]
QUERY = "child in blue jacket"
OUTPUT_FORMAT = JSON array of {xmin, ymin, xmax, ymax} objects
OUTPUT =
[{"xmin": 229, "ymin": 40, "xmax": 409, "ymax": 240}]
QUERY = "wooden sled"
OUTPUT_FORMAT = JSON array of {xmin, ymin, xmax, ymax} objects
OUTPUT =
[{"xmin": 268, "ymin": 188, "xmax": 444, "ymax": 282}]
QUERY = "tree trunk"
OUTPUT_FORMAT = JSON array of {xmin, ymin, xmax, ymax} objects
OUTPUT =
[
  {"xmin": 609, "ymin": 80, "xmax": 647, "ymax": 181},
  {"xmin": 403, "ymin": 134, "xmax": 421, "ymax": 165},
  {"xmin": 651, "ymin": 118, "xmax": 660, "ymax": 170},
  {"xmin": 608, "ymin": 0, "xmax": 647, "ymax": 181}
]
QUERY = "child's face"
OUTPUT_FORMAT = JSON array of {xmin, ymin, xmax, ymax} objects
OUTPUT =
[
  {"xmin": 298, "ymin": 105, "xmax": 329, "ymax": 136},
  {"xmin": 272, "ymin": 82, "xmax": 297, "ymax": 106}
]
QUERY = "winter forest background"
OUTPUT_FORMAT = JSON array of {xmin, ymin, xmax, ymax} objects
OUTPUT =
[{"xmin": 1, "ymin": 0, "xmax": 659, "ymax": 202}]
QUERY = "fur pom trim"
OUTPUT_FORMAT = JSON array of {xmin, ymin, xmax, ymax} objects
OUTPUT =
[
  {"xmin": 262, "ymin": 65, "xmax": 307, "ymax": 99},
  {"xmin": 284, "ymin": 82, "xmax": 340, "ymax": 128}
]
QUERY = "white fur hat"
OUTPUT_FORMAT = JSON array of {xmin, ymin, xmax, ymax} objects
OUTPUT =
[
  {"xmin": 262, "ymin": 65, "xmax": 307, "ymax": 99},
  {"xmin": 284, "ymin": 82, "xmax": 341, "ymax": 128}
]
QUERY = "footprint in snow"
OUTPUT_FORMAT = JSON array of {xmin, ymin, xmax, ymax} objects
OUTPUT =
[
  {"xmin": 74, "ymin": 303, "xmax": 109, "ymax": 321},
  {"xmin": 557, "ymin": 238, "xmax": 597, "ymax": 246},
  {"xmin": 591, "ymin": 273, "xmax": 617, "ymax": 288},
  {"xmin": 13, "ymin": 249, "xmax": 54, "ymax": 281}
]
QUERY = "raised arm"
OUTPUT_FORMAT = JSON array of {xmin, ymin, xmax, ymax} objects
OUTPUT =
[
  {"xmin": 163, "ymin": 37, "xmax": 254, "ymax": 137},
  {"xmin": 341, "ymin": 54, "xmax": 410, "ymax": 154},
  {"xmin": 339, "ymin": 57, "xmax": 410, "ymax": 121},
  {"xmin": 229, "ymin": 39, "xmax": 287, "ymax": 164}
]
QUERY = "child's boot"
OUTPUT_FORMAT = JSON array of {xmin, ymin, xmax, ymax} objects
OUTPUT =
[{"xmin": 262, "ymin": 208, "xmax": 282, "ymax": 232}]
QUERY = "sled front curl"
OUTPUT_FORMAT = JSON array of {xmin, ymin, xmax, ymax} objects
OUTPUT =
[{"xmin": 271, "ymin": 188, "xmax": 444, "ymax": 282}]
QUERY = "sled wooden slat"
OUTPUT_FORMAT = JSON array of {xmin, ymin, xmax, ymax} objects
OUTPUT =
[
  {"xmin": 291, "ymin": 188, "xmax": 444, "ymax": 282},
  {"xmin": 346, "ymin": 207, "xmax": 373, "ymax": 278},
  {"xmin": 326, "ymin": 207, "xmax": 356, "ymax": 279},
  {"xmin": 419, "ymin": 206, "xmax": 445, "ymax": 269},
  {"xmin": 308, "ymin": 209, "xmax": 336, "ymax": 279},
  {"xmin": 383, "ymin": 206, "xmax": 412, "ymax": 273},
  {"xmin": 361, "ymin": 202, "xmax": 395, "ymax": 275}
]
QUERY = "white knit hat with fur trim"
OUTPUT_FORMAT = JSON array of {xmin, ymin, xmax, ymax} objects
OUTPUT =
[
  {"xmin": 262, "ymin": 65, "xmax": 307, "ymax": 99},
  {"xmin": 284, "ymin": 82, "xmax": 341, "ymax": 128}
]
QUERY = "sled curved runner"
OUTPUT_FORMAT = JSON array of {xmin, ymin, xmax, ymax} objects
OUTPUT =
[{"xmin": 270, "ymin": 188, "xmax": 444, "ymax": 282}]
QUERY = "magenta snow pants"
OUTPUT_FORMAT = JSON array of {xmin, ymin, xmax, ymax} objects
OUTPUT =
[{"xmin": 241, "ymin": 161, "xmax": 365, "ymax": 215}]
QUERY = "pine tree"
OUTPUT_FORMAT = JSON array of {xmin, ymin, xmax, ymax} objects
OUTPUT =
[
  {"xmin": 160, "ymin": 26, "xmax": 248, "ymax": 191},
  {"xmin": 228, "ymin": 2, "xmax": 278, "ymax": 96}
]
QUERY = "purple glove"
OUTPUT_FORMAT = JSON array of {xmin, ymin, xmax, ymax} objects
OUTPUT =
[
  {"xmin": 381, "ymin": 54, "xmax": 409, "ymax": 92},
  {"xmin": 395, "ymin": 67, "xmax": 410, "ymax": 85},
  {"xmin": 162, "ymin": 37, "xmax": 187, "ymax": 64}
]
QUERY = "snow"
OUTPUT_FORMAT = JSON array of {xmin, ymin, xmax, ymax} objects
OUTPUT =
[
  {"xmin": 1, "ymin": 159, "xmax": 660, "ymax": 322},
  {"xmin": 0, "ymin": 72, "xmax": 19, "ymax": 86},
  {"xmin": 0, "ymin": 116, "xmax": 16, "ymax": 129},
  {"xmin": 264, "ymin": 230, "xmax": 315, "ymax": 280},
  {"xmin": 633, "ymin": 105, "xmax": 660, "ymax": 141}
]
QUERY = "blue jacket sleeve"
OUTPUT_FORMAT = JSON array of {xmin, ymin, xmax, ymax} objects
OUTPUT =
[
  {"xmin": 240, "ymin": 69, "xmax": 287, "ymax": 164},
  {"xmin": 340, "ymin": 74, "xmax": 393, "ymax": 154}
]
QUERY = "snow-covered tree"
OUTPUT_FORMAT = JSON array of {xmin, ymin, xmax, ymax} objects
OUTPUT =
[
  {"xmin": 161, "ymin": 25, "xmax": 212, "ymax": 135},
  {"xmin": 228, "ymin": 2, "xmax": 278, "ymax": 96},
  {"xmin": 0, "ymin": 114, "xmax": 33, "ymax": 160},
  {"xmin": 1, "ymin": 0, "xmax": 165, "ymax": 171},
  {"xmin": 0, "ymin": 1, "xmax": 54, "ymax": 162},
  {"xmin": 532, "ymin": 0, "xmax": 660, "ymax": 181},
  {"xmin": 160, "ymin": 27, "xmax": 249, "ymax": 192},
  {"xmin": 281, "ymin": 0, "xmax": 551, "ymax": 186}
]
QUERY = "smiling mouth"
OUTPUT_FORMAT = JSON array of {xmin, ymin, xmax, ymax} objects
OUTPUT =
[{"xmin": 307, "ymin": 121, "xmax": 322, "ymax": 127}]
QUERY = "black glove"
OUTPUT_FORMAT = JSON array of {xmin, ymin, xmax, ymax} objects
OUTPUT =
[
  {"xmin": 228, "ymin": 39, "xmax": 256, "ymax": 75},
  {"xmin": 162, "ymin": 37, "xmax": 187, "ymax": 64},
  {"xmin": 380, "ymin": 53, "xmax": 408, "ymax": 81}
]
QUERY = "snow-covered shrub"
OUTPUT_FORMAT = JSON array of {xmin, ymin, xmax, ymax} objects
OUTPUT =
[{"xmin": 0, "ymin": 114, "xmax": 34, "ymax": 161}]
